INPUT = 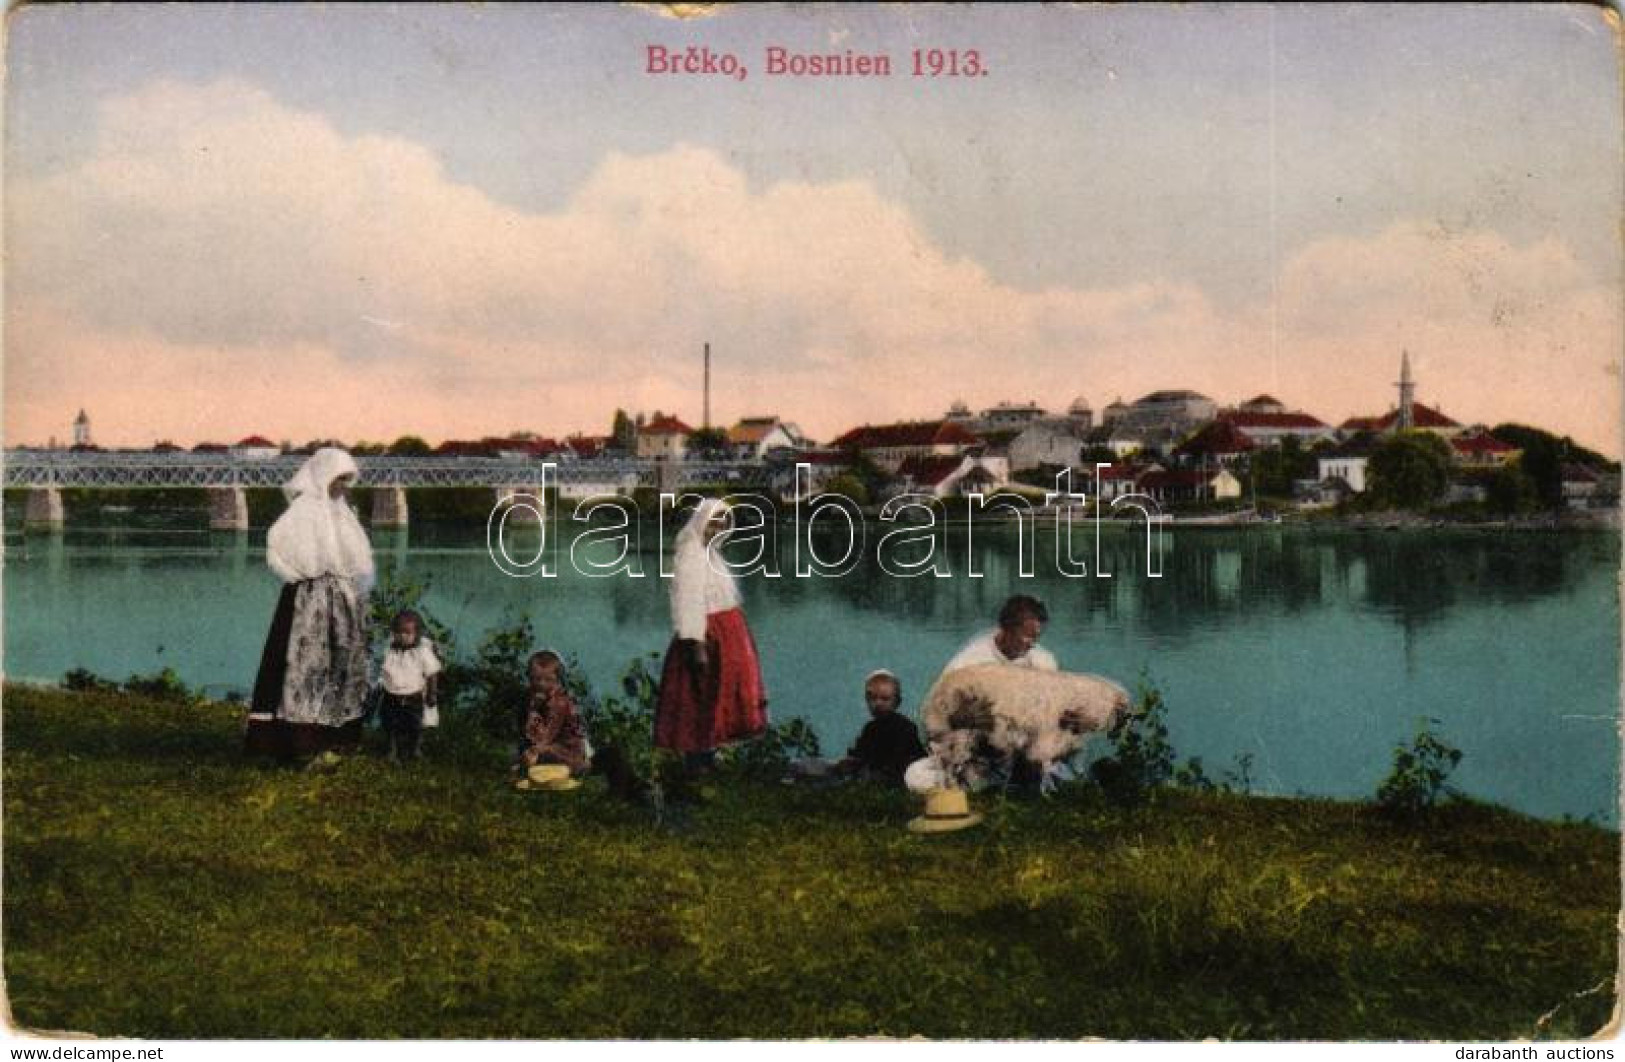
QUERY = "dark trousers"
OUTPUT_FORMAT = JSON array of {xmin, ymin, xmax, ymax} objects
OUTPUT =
[{"xmin": 380, "ymin": 692, "xmax": 425, "ymax": 758}]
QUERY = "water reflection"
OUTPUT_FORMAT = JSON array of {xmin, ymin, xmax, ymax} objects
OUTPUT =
[{"xmin": 3, "ymin": 520, "xmax": 1618, "ymax": 822}]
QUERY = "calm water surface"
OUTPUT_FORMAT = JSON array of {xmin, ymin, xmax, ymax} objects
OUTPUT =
[{"xmin": 4, "ymin": 516, "xmax": 1619, "ymax": 824}]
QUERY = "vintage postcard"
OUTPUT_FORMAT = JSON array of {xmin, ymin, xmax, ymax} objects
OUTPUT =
[{"xmin": 2, "ymin": 1, "xmax": 1620, "ymax": 1047}]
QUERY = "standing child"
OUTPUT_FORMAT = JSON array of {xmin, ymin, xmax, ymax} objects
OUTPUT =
[
  {"xmin": 517, "ymin": 650, "xmax": 589, "ymax": 776},
  {"xmin": 377, "ymin": 609, "xmax": 442, "ymax": 762}
]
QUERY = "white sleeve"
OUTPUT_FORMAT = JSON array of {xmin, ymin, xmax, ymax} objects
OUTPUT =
[
  {"xmin": 1032, "ymin": 646, "xmax": 1060, "ymax": 672},
  {"xmin": 265, "ymin": 511, "xmax": 307, "ymax": 584},
  {"xmin": 419, "ymin": 642, "xmax": 443, "ymax": 678},
  {"xmin": 672, "ymin": 550, "xmax": 709, "ymax": 642}
]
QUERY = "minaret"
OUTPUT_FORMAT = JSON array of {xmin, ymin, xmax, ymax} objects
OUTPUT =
[{"xmin": 1395, "ymin": 351, "xmax": 1415, "ymax": 431}]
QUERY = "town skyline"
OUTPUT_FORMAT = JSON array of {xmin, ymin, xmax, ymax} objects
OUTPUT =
[{"xmin": 6, "ymin": 6, "xmax": 1620, "ymax": 456}]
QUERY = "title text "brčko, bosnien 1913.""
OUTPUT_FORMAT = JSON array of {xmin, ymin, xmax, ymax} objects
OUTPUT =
[{"xmin": 645, "ymin": 45, "xmax": 989, "ymax": 83}]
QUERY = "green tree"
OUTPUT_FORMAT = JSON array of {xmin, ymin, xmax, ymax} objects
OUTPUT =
[
  {"xmin": 388, "ymin": 435, "xmax": 432, "ymax": 456},
  {"xmin": 1482, "ymin": 465, "xmax": 1536, "ymax": 515},
  {"xmin": 1247, "ymin": 436, "xmax": 1318, "ymax": 499},
  {"xmin": 686, "ymin": 427, "xmax": 728, "ymax": 457},
  {"xmin": 611, "ymin": 409, "xmax": 636, "ymax": 451},
  {"xmin": 822, "ymin": 472, "xmax": 870, "ymax": 507},
  {"xmin": 1367, "ymin": 432, "xmax": 1453, "ymax": 509},
  {"xmin": 1487, "ymin": 423, "xmax": 1616, "ymax": 511}
]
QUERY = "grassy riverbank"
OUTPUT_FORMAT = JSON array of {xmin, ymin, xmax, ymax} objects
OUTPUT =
[{"xmin": 4, "ymin": 684, "xmax": 1617, "ymax": 1040}]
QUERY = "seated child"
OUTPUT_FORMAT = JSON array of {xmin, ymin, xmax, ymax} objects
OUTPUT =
[
  {"xmin": 377, "ymin": 609, "xmax": 442, "ymax": 762},
  {"xmin": 517, "ymin": 650, "xmax": 588, "ymax": 776},
  {"xmin": 789, "ymin": 670, "xmax": 925, "ymax": 787},
  {"xmin": 839, "ymin": 669, "xmax": 926, "ymax": 785}
]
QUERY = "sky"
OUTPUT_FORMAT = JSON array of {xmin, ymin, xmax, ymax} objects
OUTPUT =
[{"xmin": 5, "ymin": 3, "xmax": 1622, "ymax": 454}]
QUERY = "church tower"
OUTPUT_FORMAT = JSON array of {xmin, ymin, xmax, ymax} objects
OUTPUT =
[
  {"xmin": 73, "ymin": 409, "xmax": 91, "ymax": 448},
  {"xmin": 1395, "ymin": 351, "xmax": 1415, "ymax": 431}
]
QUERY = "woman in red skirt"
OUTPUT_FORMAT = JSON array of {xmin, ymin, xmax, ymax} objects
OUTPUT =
[{"xmin": 654, "ymin": 498, "xmax": 768, "ymax": 765}]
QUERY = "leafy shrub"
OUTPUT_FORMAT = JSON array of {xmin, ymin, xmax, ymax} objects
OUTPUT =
[
  {"xmin": 715, "ymin": 716, "xmax": 823, "ymax": 783},
  {"xmin": 1375, "ymin": 718, "xmax": 1462, "ymax": 820},
  {"xmin": 120, "ymin": 667, "xmax": 203, "ymax": 705},
  {"xmin": 1090, "ymin": 677, "xmax": 1177, "ymax": 806},
  {"xmin": 64, "ymin": 666, "xmax": 204, "ymax": 705},
  {"xmin": 576, "ymin": 654, "xmax": 681, "ymax": 804},
  {"xmin": 63, "ymin": 668, "xmax": 118, "ymax": 694}
]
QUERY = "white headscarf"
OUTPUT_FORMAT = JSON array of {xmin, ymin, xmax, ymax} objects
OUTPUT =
[
  {"xmin": 266, "ymin": 448, "xmax": 375, "ymax": 592},
  {"xmin": 670, "ymin": 498, "xmax": 737, "ymax": 640}
]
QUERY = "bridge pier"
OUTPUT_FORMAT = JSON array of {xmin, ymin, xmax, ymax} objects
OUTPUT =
[
  {"xmin": 371, "ymin": 486, "xmax": 409, "ymax": 529},
  {"xmin": 494, "ymin": 486, "xmax": 544, "ymax": 525},
  {"xmin": 24, "ymin": 487, "xmax": 63, "ymax": 531},
  {"xmin": 208, "ymin": 487, "xmax": 249, "ymax": 531}
]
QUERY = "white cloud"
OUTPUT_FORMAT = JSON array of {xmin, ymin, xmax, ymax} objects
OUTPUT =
[{"xmin": 6, "ymin": 78, "xmax": 1619, "ymax": 454}]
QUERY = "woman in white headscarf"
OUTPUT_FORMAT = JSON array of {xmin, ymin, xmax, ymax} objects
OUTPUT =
[
  {"xmin": 653, "ymin": 498, "xmax": 768, "ymax": 762},
  {"xmin": 245, "ymin": 447, "xmax": 376, "ymax": 759}
]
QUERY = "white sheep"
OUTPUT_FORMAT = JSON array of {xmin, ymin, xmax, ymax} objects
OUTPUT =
[{"xmin": 911, "ymin": 665, "xmax": 1131, "ymax": 789}]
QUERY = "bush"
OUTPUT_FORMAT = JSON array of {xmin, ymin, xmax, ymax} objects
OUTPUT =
[
  {"xmin": 120, "ymin": 667, "xmax": 202, "ymax": 705},
  {"xmin": 1090, "ymin": 678, "xmax": 1177, "ymax": 806},
  {"xmin": 64, "ymin": 666, "xmax": 204, "ymax": 706},
  {"xmin": 63, "ymin": 668, "xmax": 119, "ymax": 694},
  {"xmin": 715, "ymin": 716, "xmax": 822, "ymax": 783},
  {"xmin": 1375, "ymin": 718, "xmax": 1463, "ymax": 820},
  {"xmin": 576, "ymin": 653, "xmax": 680, "ymax": 804}
]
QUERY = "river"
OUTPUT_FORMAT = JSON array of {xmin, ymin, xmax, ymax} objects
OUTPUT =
[{"xmin": 4, "ymin": 515, "xmax": 1618, "ymax": 824}]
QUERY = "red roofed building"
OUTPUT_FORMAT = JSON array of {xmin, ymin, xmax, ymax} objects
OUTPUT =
[
  {"xmin": 1136, "ymin": 467, "xmax": 1243, "ymax": 504},
  {"xmin": 828, "ymin": 420, "xmax": 981, "ymax": 473},
  {"xmin": 896, "ymin": 453, "xmax": 1007, "ymax": 498},
  {"xmin": 1176, "ymin": 420, "xmax": 1257, "ymax": 466},
  {"xmin": 1093, "ymin": 462, "xmax": 1148, "ymax": 502},
  {"xmin": 637, "ymin": 414, "xmax": 694, "ymax": 460},
  {"xmin": 233, "ymin": 435, "xmax": 281, "ymax": 459},
  {"xmin": 494, "ymin": 437, "xmax": 569, "ymax": 460},
  {"xmin": 566, "ymin": 434, "xmax": 612, "ymax": 459},
  {"xmin": 726, "ymin": 416, "xmax": 804, "ymax": 460},
  {"xmin": 1450, "ymin": 431, "xmax": 1518, "ymax": 468},
  {"xmin": 1217, "ymin": 409, "xmax": 1332, "ymax": 447},
  {"xmin": 1338, "ymin": 402, "xmax": 1462, "ymax": 439},
  {"xmin": 1238, "ymin": 394, "xmax": 1287, "ymax": 415}
]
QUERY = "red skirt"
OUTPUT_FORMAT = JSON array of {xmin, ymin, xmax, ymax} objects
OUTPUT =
[{"xmin": 654, "ymin": 608, "xmax": 769, "ymax": 753}]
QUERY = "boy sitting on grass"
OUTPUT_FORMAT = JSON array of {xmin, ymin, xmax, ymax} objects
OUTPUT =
[
  {"xmin": 515, "ymin": 650, "xmax": 589, "ymax": 778},
  {"xmin": 789, "ymin": 669, "xmax": 925, "ymax": 787}
]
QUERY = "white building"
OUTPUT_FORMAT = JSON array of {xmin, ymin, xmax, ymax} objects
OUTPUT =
[
  {"xmin": 1318, "ymin": 452, "xmax": 1371, "ymax": 493},
  {"xmin": 726, "ymin": 416, "xmax": 803, "ymax": 460},
  {"xmin": 636, "ymin": 414, "xmax": 693, "ymax": 460},
  {"xmin": 232, "ymin": 435, "xmax": 281, "ymax": 460},
  {"xmin": 1005, "ymin": 421, "xmax": 1087, "ymax": 472}
]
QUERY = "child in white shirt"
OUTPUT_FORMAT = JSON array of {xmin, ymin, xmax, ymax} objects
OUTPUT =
[{"xmin": 377, "ymin": 609, "xmax": 442, "ymax": 762}]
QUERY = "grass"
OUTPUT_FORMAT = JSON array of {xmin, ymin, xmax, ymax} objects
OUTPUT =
[{"xmin": 4, "ymin": 683, "xmax": 1618, "ymax": 1040}]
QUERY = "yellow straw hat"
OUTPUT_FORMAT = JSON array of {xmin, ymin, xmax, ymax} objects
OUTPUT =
[
  {"xmin": 515, "ymin": 764, "xmax": 582, "ymax": 792},
  {"xmin": 907, "ymin": 787, "xmax": 984, "ymax": 834}
]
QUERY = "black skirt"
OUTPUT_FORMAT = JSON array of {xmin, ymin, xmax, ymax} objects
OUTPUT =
[{"xmin": 244, "ymin": 583, "xmax": 363, "ymax": 759}]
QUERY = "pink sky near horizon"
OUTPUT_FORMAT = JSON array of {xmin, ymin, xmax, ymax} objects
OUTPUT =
[{"xmin": 6, "ymin": 59, "xmax": 1622, "ymax": 456}]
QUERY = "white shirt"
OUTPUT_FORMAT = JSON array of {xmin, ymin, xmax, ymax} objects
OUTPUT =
[
  {"xmin": 943, "ymin": 628, "xmax": 1058, "ymax": 675},
  {"xmin": 671, "ymin": 544, "xmax": 742, "ymax": 641},
  {"xmin": 379, "ymin": 639, "xmax": 443, "ymax": 696}
]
